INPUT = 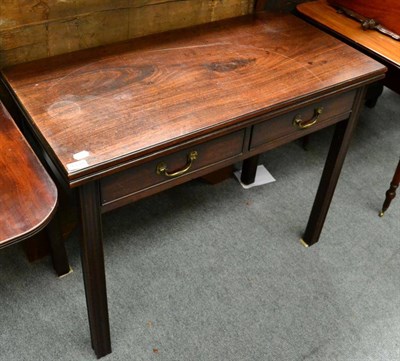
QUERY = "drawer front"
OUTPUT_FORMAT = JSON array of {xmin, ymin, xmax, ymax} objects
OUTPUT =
[
  {"xmin": 250, "ymin": 91, "xmax": 356, "ymax": 150},
  {"xmin": 101, "ymin": 130, "xmax": 245, "ymax": 205}
]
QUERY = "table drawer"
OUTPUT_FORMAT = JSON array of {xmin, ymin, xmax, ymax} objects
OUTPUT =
[
  {"xmin": 250, "ymin": 91, "xmax": 356, "ymax": 150},
  {"xmin": 101, "ymin": 130, "xmax": 245, "ymax": 206}
]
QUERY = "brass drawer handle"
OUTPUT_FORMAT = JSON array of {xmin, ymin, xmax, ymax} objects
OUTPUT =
[
  {"xmin": 293, "ymin": 107, "xmax": 324, "ymax": 129},
  {"xmin": 156, "ymin": 151, "xmax": 198, "ymax": 178}
]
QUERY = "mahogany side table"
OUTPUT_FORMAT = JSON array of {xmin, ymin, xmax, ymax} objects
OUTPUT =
[{"xmin": 1, "ymin": 12, "xmax": 385, "ymax": 358}]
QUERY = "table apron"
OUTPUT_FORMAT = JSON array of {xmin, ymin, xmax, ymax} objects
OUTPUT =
[{"xmin": 100, "ymin": 89, "xmax": 357, "ymax": 213}]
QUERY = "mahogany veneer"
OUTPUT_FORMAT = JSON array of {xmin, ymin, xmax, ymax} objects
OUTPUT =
[
  {"xmin": 328, "ymin": 0, "xmax": 400, "ymax": 35},
  {"xmin": 297, "ymin": 0, "xmax": 400, "ymax": 94},
  {"xmin": 1, "ymin": 12, "xmax": 386, "ymax": 358},
  {"xmin": 0, "ymin": 102, "xmax": 69, "ymax": 275}
]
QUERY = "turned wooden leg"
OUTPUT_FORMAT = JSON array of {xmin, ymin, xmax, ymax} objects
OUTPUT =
[
  {"xmin": 79, "ymin": 181, "xmax": 111, "ymax": 358},
  {"xmin": 47, "ymin": 213, "xmax": 71, "ymax": 277},
  {"xmin": 241, "ymin": 155, "xmax": 259, "ymax": 185},
  {"xmin": 379, "ymin": 159, "xmax": 400, "ymax": 217},
  {"xmin": 301, "ymin": 87, "xmax": 366, "ymax": 247}
]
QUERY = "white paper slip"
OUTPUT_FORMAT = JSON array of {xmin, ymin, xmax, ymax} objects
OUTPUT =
[
  {"xmin": 234, "ymin": 165, "xmax": 276, "ymax": 189},
  {"xmin": 67, "ymin": 159, "xmax": 89, "ymax": 171},
  {"xmin": 73, "ymin": 150, "xmax": 90, "ymax": 160}
]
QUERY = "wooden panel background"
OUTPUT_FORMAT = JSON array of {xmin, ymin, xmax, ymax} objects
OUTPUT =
[{"xmin": 0, "ymin": 0, "xmax": 255, "ymax": 68}]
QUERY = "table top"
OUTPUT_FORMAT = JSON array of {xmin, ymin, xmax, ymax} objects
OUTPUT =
[
  {"xmin": 1, "ymin": 12, "xmax": 385, "ymax": 186},
  {"xmin": 0, "ymin": 102, "xmax": 57, "ymax": 248},
  {"xmin": 297, "ymin": 0, "xmax": 400, "ymax": 67}
]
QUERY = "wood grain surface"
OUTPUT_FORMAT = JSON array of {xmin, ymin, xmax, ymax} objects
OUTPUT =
[
  {"xmin": 2, "ymin": 12, "xmax": 385, "ymax": 185},
  {"xmin": 328, "ymin": 0, "xmax": 400, "ymax": 34},
  {"xmin": 0, "ymin": 102, "xmax": 57, "ymax": 247},
  {"xmin": 0, "ymin": 0, "xmax": 255, "ymax": 67},
  {"xmin": 298, "ymin": 0, "xmax": 400, "ymax": 66}
]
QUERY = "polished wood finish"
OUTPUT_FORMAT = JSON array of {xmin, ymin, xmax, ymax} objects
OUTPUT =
[
  {"xmin": 328, "ymin": 0, "xmax": 400, "ymax": 34},
  {"xmin": 0, "ymin": 102, "xmax": 69, "ymax": 275},
  {"xmin": 100, "ymin": 130, "xmax": 244, "ymax": 211},
  {"xmin": 297, "ymin": 0, "xmax": 400, "ymax": 95},
  {"xmin": 250, "ymin": 91, "xmax": 355, "ymax": 150},
  {"xmin": 380, "ymin": 159, "xmax": 400, "ymax": 216},
  {"xmin": 297, "ymin": 1, "xmax": 400, "ymax": 65},
  {"xmin": 1, "ymin": 12, "xmax": 386, "ymax": 358},
  {"xmin": 0, "ymin": 102, "xmax": 57, "ymax": 247},
  {"xmin": 3, "ymin": 14, "xmax": 384, "ymax": 187}
]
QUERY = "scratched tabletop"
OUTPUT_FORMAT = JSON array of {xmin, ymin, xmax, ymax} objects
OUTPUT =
[{"xmin": 2, "ymin": 13, "xmax": 383, "ymax": 183}]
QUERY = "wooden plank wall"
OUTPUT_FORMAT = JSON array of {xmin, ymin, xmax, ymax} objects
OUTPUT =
[{"xmin": 0, "ymin": 0, "xmax": 255, "ymax": 68}]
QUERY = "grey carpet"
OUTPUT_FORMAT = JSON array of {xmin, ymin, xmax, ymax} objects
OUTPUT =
[{"xmin": 0, "ymin": 88, "xmax": 399, "ymax": 361}]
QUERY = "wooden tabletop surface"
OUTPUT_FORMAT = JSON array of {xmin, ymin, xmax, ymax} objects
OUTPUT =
[
  {"xmin": 2, "ymin": 12, "xmax": 385, "ymax": 185},
  {"xmin": 297, "ymin": 0, "xmax": 400, "ymax": 67},
  {"xmin": 0, "ymin": 103, "xmax": 57, "ymax": 247}
]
